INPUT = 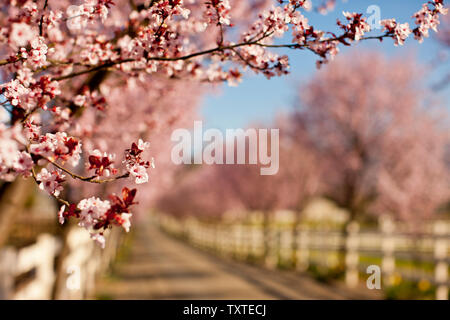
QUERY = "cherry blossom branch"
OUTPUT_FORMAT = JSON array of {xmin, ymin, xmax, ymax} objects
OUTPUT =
[
  {"xmin": 230, "ymin": 48, "xmax": 267, "ymax": 71},
  {"xmin": 256, "ymin": 34, "xmax": 390, "ymax": 49},
  {"xmin": 52, "ymin": 32, "xmax": 391, "ymax": 82},
  {"xmin": 39, "ymin": 0, "xmax": 49, "ymax": 37},
  {"xmin": 22, "ymin": 106, "xmax": 40, "ymax": 123},
  {"xmin": 30, "ymin": 166, "xmax": 70, "ymax": 206},
  {"xmin": 0, "ymin": 59, "xmax": 13, "ymax": 66},
  {"xmin": 53, "ymin": 60, "xmax": 133, "ymax": 81},
  {"xmin": 46, "ymin": 158, "xmax": 130, "ymax": 184},
  {"xmin": 214, "ymin": 5, "xmax": 225, "ymax": 46},
  {"xmin": 0, "ymin": 55, "xmax": 24, "ymax": 66}
]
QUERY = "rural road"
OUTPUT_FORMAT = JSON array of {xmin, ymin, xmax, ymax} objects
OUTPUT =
[{"xmin": 95, "ymin": 219, "xmax": 380, "ymax": 300}]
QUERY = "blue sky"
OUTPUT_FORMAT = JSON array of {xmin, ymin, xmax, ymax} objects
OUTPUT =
[{"xmin": 200, "ymin": 0, "xmax": 450, "ymax": 130}]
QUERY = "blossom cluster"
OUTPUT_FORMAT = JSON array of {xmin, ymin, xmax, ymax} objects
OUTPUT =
[
  {"xmin": 338, "ymin": 12, "xmax": 371, "ymax": 42},
  {"xmin": 88, "ymin": 149, "xmax": 117, "ymax": 177},
  {"xmin": 66, "ymin": 0, "xmax": 115, "ymax": 31},
  {"xmin": 381, "ymin": 0, "xmax": 448, "ymax": 46},
  {"xmin": 36, "ymin": 168, "xmax": 65, "ymax": 196},
  {"xmin": 412, "ymin": 0, "xmax": 448, "ymax": 42},
  {"xmin": 73, "ymin": 87, "xmax": 107, "ymax": 110},
  {"xmin": 58, "ymin": 187, "xmax": 136, "ymax": 248},
  {"xmin": 380, "ymin": 19, "xmax": 411, "ymax": 46},
  {"xmin": 204, "ymin": 0, "xmax": 232, "ymax": 26},
  {"xmin": 124, "ymin": 139, "xmax": 154, "ymax": 184},
  {"xmin": 1, "ymin": 72, "xmax": 60, "ymax": 121},
  {"xmin": 0, "ymin": 114, "xmax": 151, "ymax": 246},
  {"xmin": 0, "ymin": 124, "xmax": 33, "ymax": 181},
  {"xmin": 29, "ymin": 132, "xmax": 82, "ymax": 166}
]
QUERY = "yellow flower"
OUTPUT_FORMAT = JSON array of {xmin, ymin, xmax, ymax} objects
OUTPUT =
[
  {"xmin": 389, "ymin": 272, "xmax": 402, "ymax": 286},
  {"xmin": 418, "ymin": 279, "xmax": 430, "ymax": 291}
]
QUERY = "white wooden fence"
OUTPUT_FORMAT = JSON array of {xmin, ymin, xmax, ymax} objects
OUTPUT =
[
  {"xmin": 0, "ymin": 234, "xmax": 60, "ymax": 299},
  {"xmin": 158, "ymin": 215, "xmax": 450, "ymax": 300},
  {"xmin": 0, "ymin": 227, "xmax": 121, "ymax": 300}
]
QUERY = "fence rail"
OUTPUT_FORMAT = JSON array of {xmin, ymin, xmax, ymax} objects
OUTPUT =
[
  {"xmin": 0, "ymin": 227, "xmax": 121, "ymax": 300},
  {"xmin": 157, "ymin": 215, "xmax": 450, "ymax": 300}
]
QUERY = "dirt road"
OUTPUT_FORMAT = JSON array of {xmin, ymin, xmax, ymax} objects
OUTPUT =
[{"xmin": 95, "ymin": 220, "xmax": 381, "ymax": 300}]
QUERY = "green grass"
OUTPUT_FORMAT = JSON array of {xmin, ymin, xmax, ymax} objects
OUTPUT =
[
  {"xmin": 359, "ymin": 255, "xmax": 439, "ymax": 274},
  {"xmin": 95, "ymin": 292, "xmax": 115, "ymax": 300},
  {"xmin": 384, "ymin": 279, "xmax": 437, "ymax": 300},
  {"xmin": 307, "ymin": 263, "xmax": 345, "ymax": 284}
]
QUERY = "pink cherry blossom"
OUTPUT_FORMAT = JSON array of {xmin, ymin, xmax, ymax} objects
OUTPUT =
[
  {"xmin": 381, "ymin": 19, "xmax": 412, "ymax": 46},
  {"xmin": 412, "ymin": 1, "xmax": 448, "ymax": 42},
  {"xmin": 90, "ymin": 232, "xmax": 106, "ymax": 248},
  {"xmin": 123, "ymin": 140, "xmax": 153, "ymax": 184},
  {"xmin": 129, "ymin": 164, "xmax": 149, "ymax": 184},
  {"xmin": 29, "ymin": 132, "xmax": 81, "ymax": 166},
  {"xmin": 12, "ymin": 151, "xmax": 34, "ymax": 176},
  {"xmin": 77, "ymin": 196, "xmax": 111, "ymax": 229},
  {"xmin": 120, "ymin": 212, "xmax": 132, "ymax": 232},
  {"xmin": 9, "ymin": 22, "xmax": 36, "ymax": 48},
  {"xmin": 87, "ymin": 149, "xmax": 116, "ymax": 177},
  {"xmin": 137, "ymin": 139, "xmax": 149, "ymax": 151},
  {"xmin": 27, "ymin": 37, "xmax": 49, "ymax": 69},
  {"xmin": 58, "ymin": 205, "xmax": 66, "ymax": 225},
  {"xmin": 36, "ymin": 168, "xmax": 65, "ymax": 197},
  {"xmin": 340, "ymin": 11, "xmax": 371, "ymax": 41}
]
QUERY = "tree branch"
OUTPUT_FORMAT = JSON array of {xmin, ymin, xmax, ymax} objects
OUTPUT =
[
  {"xmin": 39, "ymin": 0, "xmax": 49, "ymax": 37},
  {"xmin": 46, "ymin": 158, "xmax": 130, "ymax": 184},
  {"xmin": 31, "ymin": 166, "xmax": 70, "ymax": 206}
]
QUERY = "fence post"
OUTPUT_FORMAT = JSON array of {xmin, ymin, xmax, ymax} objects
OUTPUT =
[
  {"xmin": 380, "ymin": 215, "xmax": 396, "ymax": 286},
  {"xmin": 0, "ymin": 248, "xmax": 16, "ymax": 299},
  {"xmin": 433, "ymin": 220, "xmax": 448, "ymax": 300},
  {"xmin": 236, "ymin": 224, "xmax": 242, "ymax": 259},
  {"xmin": 219, "ymin": 224, "xmax": 225, "ymax": 255},
  {"xmin": 243, "ymin": 224, "xmax": 250, "ymax": 260},
  {"xmin": 232, "ymin": 224, "xmax": 238, "ymax": 258},
  {"xmin": 265, "ymin": 225, "xmax": 278, "ymax": 269},
  {"xmin": 296, "ymin": 226, "xmax": 310, "ymax": 271},
  {"xmin": 345, "ymin": 221, "xmax": 360, "ymax": 288},
  {"xmin": 239, "ymin": 223, "xmax": 243, "ymax": 259},
  {"xmin": 250, "ymin": 224, "xmax": 257, "ymax": 260},
  {"xmin": 36, "ymin": 234, "xmax": 61, "ymax": 299}
]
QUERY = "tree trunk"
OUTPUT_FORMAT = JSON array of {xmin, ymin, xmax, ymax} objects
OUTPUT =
[{"xmin": 0, "ymin": 178, "xmax": 35, "ymax": 247}]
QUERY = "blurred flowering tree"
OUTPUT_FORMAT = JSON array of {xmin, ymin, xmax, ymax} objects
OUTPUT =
[
  {"xmin": 277, "ymin": 116, "xmax": 321, "ymax": 213},
  {"xmin": 0, "ymin": 0, "xmax": 447, "ymax": 246},
  {"xmin": 157, "ymin": 126, "xmax": 321, "ymax": 261},
  {"xmin": 434, "ymin": 12, "xmax": 450, "ymax": 91},
  {"xmin": 295, "ymin": 51, "xmax": 450, "ymax": 225},
  {"xmin": 156, "ymin": 165, "xmax": 243, "ymax": 220},
  {"xmin": 276, "ymin": 116, "xmax": 322, "ymax": 265},
  {"xmin": 376, "ymin": 111, "xmax": 450, "ymax": 222}
]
